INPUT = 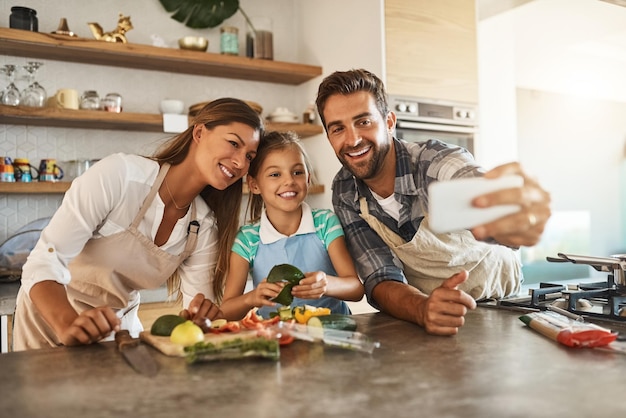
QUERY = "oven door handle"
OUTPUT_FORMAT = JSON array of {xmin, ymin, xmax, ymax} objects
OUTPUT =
[{"xmin": 396, "ymin": 120, "xmax": 477, "ymax": 134}]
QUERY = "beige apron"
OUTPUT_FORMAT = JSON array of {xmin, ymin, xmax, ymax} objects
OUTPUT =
[
  {"xmin": 358, "ymin": 197, "xmax": 521, "ymax": 300},
  {"xmin": 13, "ymin": 163, "xmax": 199, "ymax": 350}
]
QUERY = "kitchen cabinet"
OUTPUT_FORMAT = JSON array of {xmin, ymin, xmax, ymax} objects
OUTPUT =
[
  {"xmin": 0, "ymin": 28, "xmax": 325, "ymax": 195},
  {"xmin": 385, "ymin": 0, "xmax": 478, "ymax": 103}
]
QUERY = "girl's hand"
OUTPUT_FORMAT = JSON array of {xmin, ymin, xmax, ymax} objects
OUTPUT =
[
  {"xmin": 291, "ymin": 271, "xmax": 328, "ymax": 300},
  {"xmin": 180, "ymin": 293, "xmax": 223, "ymax": 321},
  {"xmin": 245, "ymin": 281, "xmax": 284, "ymax": 308},
  {"xmin": 58, "ymin": 306, "xmax": 121, "ymax": 346}
]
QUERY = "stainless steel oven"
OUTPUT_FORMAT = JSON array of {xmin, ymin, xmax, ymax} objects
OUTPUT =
[{"xmin": 389, "ymin": 95, "xmax": 477, "ymax": 155}]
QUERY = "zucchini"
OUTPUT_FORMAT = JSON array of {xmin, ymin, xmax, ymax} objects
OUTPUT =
[{"xmin": 307, "ymin": 314, "xmax": 357, "ymax": 332}]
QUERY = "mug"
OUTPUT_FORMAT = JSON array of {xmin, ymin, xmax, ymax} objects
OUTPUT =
[
  {"xmin": 38, "ymin": 159, "xmax": 64, "ymax": 182},
  {"xmin": 55, "ymin": 89, "xmax": 79, "ymax": 110},
  {"xmin": 0, "ymin": 164, "xmax": 15, "ymax": 182},
  {"xmin": 13, "ymin": 158, "xmax": 39, "ymax": 182}
]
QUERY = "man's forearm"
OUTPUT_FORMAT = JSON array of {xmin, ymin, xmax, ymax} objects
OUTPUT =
[{"xmin": 371, "ymin": 280, "xmax": 427, "ymax": 326}]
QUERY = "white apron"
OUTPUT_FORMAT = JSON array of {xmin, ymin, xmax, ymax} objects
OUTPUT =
[
  {"xmin": 358, "ymin": 197, "xmax": 521, "ymax": 300},
  {"xmin": 13, "ymin": 163, "xmax": 199, "ymax": 350}
]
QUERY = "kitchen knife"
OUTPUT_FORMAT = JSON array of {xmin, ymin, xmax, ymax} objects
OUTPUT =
[{"xmin": 115, "ymin": 330, "xmax": 159, "ymax": 377}]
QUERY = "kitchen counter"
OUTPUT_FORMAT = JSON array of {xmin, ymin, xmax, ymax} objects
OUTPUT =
[{"xmin": 1, "ymin": 308, "xmax": 625, "ymax": 417}]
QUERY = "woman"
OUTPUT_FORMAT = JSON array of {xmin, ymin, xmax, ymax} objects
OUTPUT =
[{"xmin": 13, "ymin": 98, "xmax": 263, "ymax": 350}]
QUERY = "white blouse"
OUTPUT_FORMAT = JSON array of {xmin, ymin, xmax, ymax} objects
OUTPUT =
[{"xmin": 20, "ymin": 153, "xmax": 219, "ymax": 307}]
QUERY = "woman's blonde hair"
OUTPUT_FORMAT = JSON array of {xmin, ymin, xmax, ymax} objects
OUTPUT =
[
  {"xmin": 152, "ymin": 98, "xmax": 264, "ymax": 302},
  {"xmin": 246, "ymin": 130, "xmax": 312, "ymax": 223}
]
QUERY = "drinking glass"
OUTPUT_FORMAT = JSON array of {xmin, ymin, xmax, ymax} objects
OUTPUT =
[
  {"xmin": 20, "ymin": 62, "xmax": 47, "ymax": 107},
  {"xmin": 1, "ymin": 65, "xmax": 21, "ymax": 106}
]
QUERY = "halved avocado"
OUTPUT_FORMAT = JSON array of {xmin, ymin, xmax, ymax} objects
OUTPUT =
[{"xmin": 150, "ymin": 314, "xmax": 187, "ymax": 336}]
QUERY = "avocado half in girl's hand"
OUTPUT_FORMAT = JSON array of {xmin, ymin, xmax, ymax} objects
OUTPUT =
[{"xmin": 267, "ymin": 264, "xmax": 305, "ymax": 306}]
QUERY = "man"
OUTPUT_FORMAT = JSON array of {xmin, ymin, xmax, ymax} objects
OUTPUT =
[{"xmin": 315, "ymin": 69, "xmax": 551, "ymax": 336}]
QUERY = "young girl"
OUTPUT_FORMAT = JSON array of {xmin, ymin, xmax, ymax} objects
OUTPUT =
[
  {"xmin": 13, "ymin": 98, "xmax": 263, "ymax": 350},
  {"xmin": 220, "ymin": 131, "xmax": 364, "ymax": 320}
]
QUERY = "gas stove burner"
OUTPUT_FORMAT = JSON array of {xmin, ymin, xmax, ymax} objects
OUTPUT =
[{"xmin": 492, "ymin": 276, "xmax": 626, "ymax": 323}]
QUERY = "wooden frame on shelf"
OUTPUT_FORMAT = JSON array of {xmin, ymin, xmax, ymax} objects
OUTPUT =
[
  {"xmin": 0, "ymin": 105, "xmax": 324, "ymax": 137},
  {"xmin": 0, "ymin": 28, "xmax": 321, "ymax": 85},
  {"xmin": 0, "ymin": 181, "xmax": 324, "ymax": 195}
]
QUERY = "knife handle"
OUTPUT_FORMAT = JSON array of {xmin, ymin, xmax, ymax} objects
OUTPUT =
[{"xmin": 115, "ymin": 330, "xmax": 139, "ymax": 350}]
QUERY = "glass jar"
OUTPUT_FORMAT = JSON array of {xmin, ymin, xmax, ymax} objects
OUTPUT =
[
  {"xmin": 10, "ymin": 7, "xmax": 38, "ymax": 32},
  {"xmin": 220, "ymin": 26, "xmax": 239, "ymax": 55},
  {"xmin": 245, "ymin": 17, "xmax": 273, "ymax": 60},
  {"xmin": 80, "ymin": 90, "xmax": 100, "ymax": 110},
  {"xmin": 102, "ymin": 93, "xmax": 122, "ymax": 113}
]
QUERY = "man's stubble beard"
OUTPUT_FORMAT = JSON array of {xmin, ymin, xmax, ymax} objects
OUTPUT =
[{"xmin": 340, "ymin": 139, "xmax": 391, "ymax": 181}]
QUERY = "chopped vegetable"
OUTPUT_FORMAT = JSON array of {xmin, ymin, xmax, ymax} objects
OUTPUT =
[
  {"xmin": 307, "ymin": 314, "xmax": 358, "ymax": 331},
  {"xmin": 278, "ymin": 306, "xmax": 293, "ymax": 321},
  {"xmin": 293, "ymin": 305, "xmax": 332, "ymax": 324},
  {"xmin": 184, "ymin": 337, "xmax": 280, "ymax": 363}
]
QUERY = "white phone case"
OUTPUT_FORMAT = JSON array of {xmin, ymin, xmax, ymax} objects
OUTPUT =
[{"xmin": 428, "ymin": 175, "xmax": 524, "ymax": 233}]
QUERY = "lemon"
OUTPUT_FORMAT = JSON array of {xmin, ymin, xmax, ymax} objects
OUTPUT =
[
  {"xmin": 170, "ymin": 320, "xmax": 205, "ymax": 346},
  {"xmin": 150, "ymin": 314, "xmax": 186, "ymax": 336}
]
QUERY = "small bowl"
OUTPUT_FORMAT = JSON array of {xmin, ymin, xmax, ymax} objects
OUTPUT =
[
  {"xmin": 178, "ymin": 36, "xmax": 208, "ymax": 52},
  {"xmin": 160, "ymin": 99, "xmax": 185, "ymax": 114}
]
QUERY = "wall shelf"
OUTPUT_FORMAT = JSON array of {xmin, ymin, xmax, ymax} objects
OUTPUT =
[
  {"xmin": 0, "ymin": 181, "xmax": 325, "ymax": 195},
  {"xmin": 0, "ymin": 28, "xmax": 322, "ymax": 85},
  {"xmin": 0, "ymin": 105, "xmax": 324, "ymax": 137}
]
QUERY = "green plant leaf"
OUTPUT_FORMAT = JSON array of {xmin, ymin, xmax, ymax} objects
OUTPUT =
[{"xmin": 158, "ymin": 0, "xmax": 240, "ymax": 29}]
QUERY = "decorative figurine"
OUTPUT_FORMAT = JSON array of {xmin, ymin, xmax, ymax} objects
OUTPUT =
[
  {"xmin": 51, "ymin": 18, "xmax": 77, "ymax": 37},
  {"xmin": 87, "ymin": 13, "xmax": 133, "ymax": 43}
]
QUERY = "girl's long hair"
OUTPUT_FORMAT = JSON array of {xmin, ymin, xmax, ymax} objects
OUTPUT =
[
  {"xmin": 246, "ymin": 130, "xmax": 312, "ymax": 223},
  {"xmin": 152, "ymin": 98, "xmax": 264, "ymax": 302}
]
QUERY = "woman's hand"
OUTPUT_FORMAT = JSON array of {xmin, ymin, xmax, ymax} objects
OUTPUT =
[
  {"xmin": 180, "ymin": 293, "xmax": 223, "ymax": 321},
  {"xmin": 291, "ymin": 271, "xmax": 328, "ymax": 300},
  {"xmin": 58, "ymin": 306, "xmax": 121, "ymax": 346}
]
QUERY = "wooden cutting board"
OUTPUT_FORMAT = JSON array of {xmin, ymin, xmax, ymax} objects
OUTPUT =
[{"xmin": 139, "ymin": 330, "xmax": 259, "ymax": 357}]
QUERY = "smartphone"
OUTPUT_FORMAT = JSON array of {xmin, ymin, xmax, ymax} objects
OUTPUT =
[{"xmin": 428, "ymin": 175, "xmax": 524, "ymax": 233}]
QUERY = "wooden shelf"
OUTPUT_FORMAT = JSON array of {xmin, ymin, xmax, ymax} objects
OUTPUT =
[
  {"xmin": 0, "ymin": 105, "xmax": 324, "ymax": 137},
  {"xmin": 0, "ymin": 28, "xmax": 322, "ymax": 85},
  {"xmin": 0, "ymin": 182, "xmax": 71, "ymax": 194},
  {"xmin": 0, "ymin": 181, "xmax": 325, "ymax": 195}
]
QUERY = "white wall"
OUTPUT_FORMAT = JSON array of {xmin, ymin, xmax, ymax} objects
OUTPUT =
[
  {"xmin": 296, "ymin": 0, "xmax": 385, "ymax": 210},
  {"xmin": 0, "ymin": 0, "xmax": 385, "ymax": 240},
  {"xmin": 478, "ymin": 0, "xmax": 626, "ymax": 271},
  {"xmin": 517, "ymin": 89, "xmax": 626, "ymax": 256}
]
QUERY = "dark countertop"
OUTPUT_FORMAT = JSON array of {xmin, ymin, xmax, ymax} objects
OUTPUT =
[{"xmin": 1, "ymin": 308, "xmax": 625, "ymax": 417}]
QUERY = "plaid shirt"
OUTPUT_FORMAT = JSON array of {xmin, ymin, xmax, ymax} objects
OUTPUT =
[{"xmin": 331, "ymin": 138, "xmax": 483, "ymax": 307}]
